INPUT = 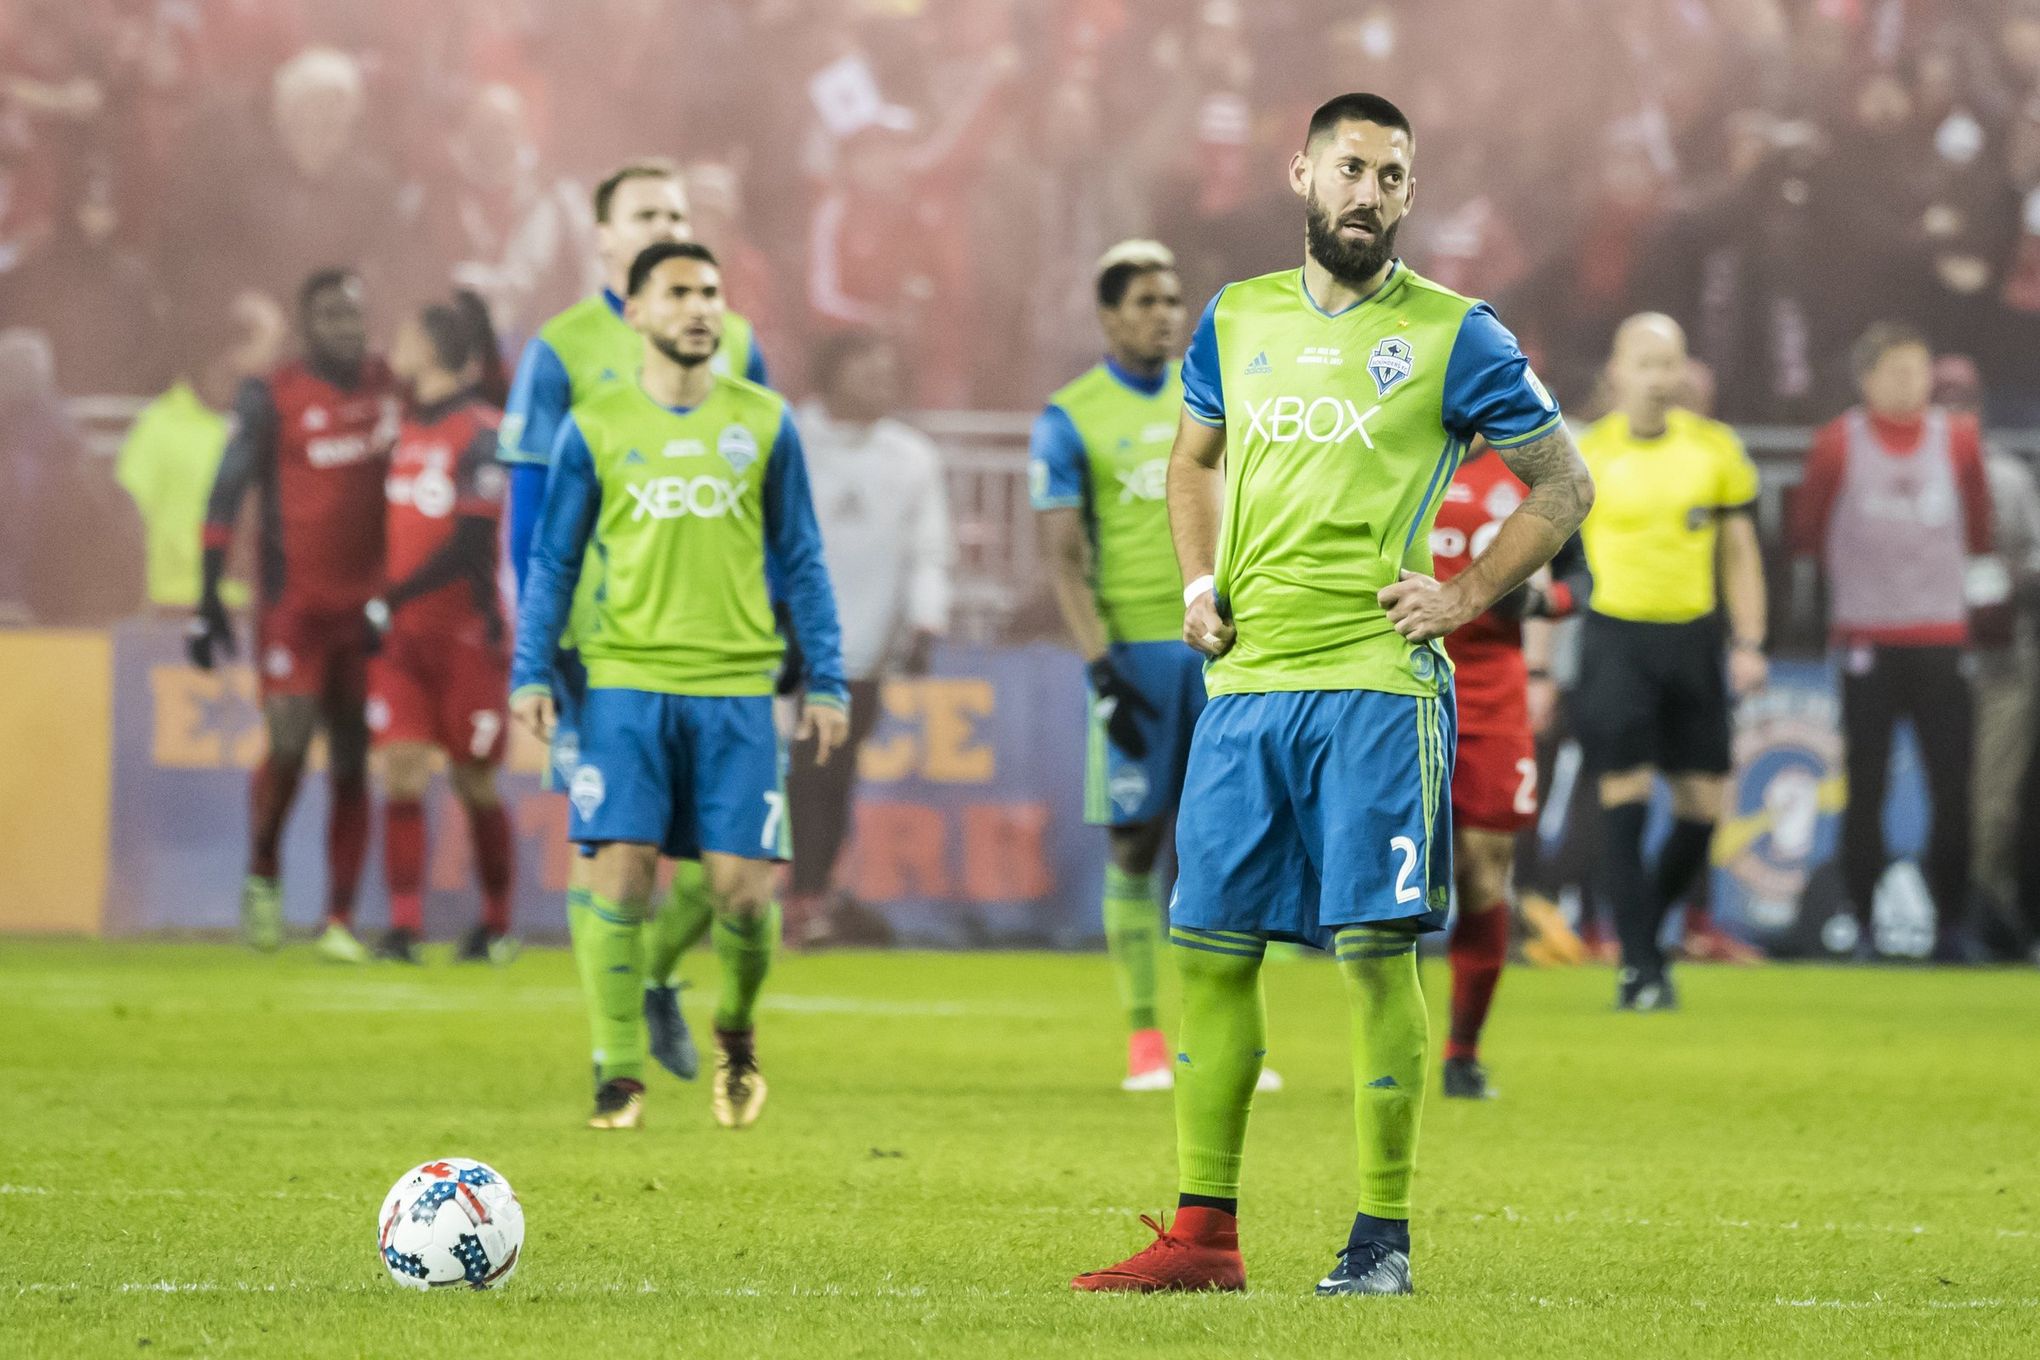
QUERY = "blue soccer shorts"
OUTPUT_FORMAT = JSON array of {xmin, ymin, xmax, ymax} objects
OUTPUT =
[
  {"xmin": 566, "ymin": 688, "xmax": 788, "ymax": 862},
  {"xmin": 1084, "ymin": 639, "xmax": 1208, "ymax": 828},
  {"xmin": 1171, "ymin": 687, "xmax": 1455, "ymax": 948}
]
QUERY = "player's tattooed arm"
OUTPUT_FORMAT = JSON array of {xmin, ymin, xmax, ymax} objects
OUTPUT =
[
  {"xmin": 1383, "ymin": 424, "xmax": 1594, "ymax": 643},
  {"xmin": 1456, "ymin": 423, "xmax": 1594, "ymax": 610},
  {"xmin": 1498, "ymin": 424, "xmax": 1594, "ymax": 540}
]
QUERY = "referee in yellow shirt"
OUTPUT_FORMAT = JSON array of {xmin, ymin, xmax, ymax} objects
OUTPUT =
[{"xmin": 1575, "ymin": 314, "xmax": 1768, "ymax": 1010}]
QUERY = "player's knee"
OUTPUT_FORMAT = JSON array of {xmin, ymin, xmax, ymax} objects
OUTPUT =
[
  {"xmin": 707, "ymin": 863, "xmax": 774, "ymax": 919},
  {"xmin": 264, "ymin": 702, "xmax": 318, "ymax": 767},
  {"xmin": 1599, "ymin": 766, "xmax": 1655, "ymax": 808},
  {"xmin": 588, "ymin": 844, "xmax": 658, "ymax": 913},
  {"xmin": 449, "ymin": 762, "xmax": 501, "ymax": 809},
  {"xmin": 379, "ymin": 745, "xmax": 434, "ymax": 800},
  {"xmin": 1456, "ymin": 863, "xmax": 1509, "ymax": 913},
  {"xmin": 1667, "ymin": 774, "xmax": 1726, "ymax": 823},
  {"xmin": 1108, "ymin": 823, "xmax": 1164, "ymax": 876}
]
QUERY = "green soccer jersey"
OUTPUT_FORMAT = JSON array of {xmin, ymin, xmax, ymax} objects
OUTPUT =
[
  {"xmin": 1181, "ymin": 263, "xmax": 1561, "ymax": 698},
  {"xmin": 508, "ymin": 374, "xmax": 846, "ymax": 703},
  {"xmin": 501, "ymin": 291, "xmax": 767, "ymax": 649},
  {"xmin": 1028, "ymin": 359, "xmax": 1185, "ymax": 643}
]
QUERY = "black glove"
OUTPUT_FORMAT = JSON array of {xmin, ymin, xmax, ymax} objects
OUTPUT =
[
  {"xmin": 185, "ymin": 593, "xmax": 236, "ymax": 671},
  {"xmin": 362, "ymin": 597, "xmax": 392, "ymax": 656},
  {"xmin": 1088, "ymin": 653, "xmax": 1158, "ymax": 759}
]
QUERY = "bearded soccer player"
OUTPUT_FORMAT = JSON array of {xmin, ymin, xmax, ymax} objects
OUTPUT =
[
  {"xmin": 364, "ymin": 293, "xmax": 516, "ymax": 966},
  {"xmin": 1072, "ymin": 93, "xmax": 1592, "ymax": 1297},
  {"xmin": 511, "ymin": 241, "xmax": 846, "ymax": 1131},
  {"xmin": 501, "ymin": 159, "xmax": 770, "ymax": 1081},
  {"xmin": 1429, "ymin": 439, "xmax": 1591, "ymax": 1099},
  {"xmin": 1032, "ymin": 239, "xmax": 1282, "ymax": 1095},
  {"xmin": 191, "ymin": 269, "xmax": 400, "ymax": 962}
]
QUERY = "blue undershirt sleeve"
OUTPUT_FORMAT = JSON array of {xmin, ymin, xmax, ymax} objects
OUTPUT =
[
  {"xmin": 1028, "ymin": 405, "xmax": 1087, "ymax": 510},
  {"xmin": 761, "ymin": 410, "xmax": 848, "ymax": 708},
  {"xmin": 509, "ymin": 416, "xmax": 598, "ymax": 696}
]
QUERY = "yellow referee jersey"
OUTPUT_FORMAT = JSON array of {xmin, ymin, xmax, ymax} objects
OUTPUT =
[{"xmin": 1577, "ymin": 408, "xmax": 1758, "ymax": 623}]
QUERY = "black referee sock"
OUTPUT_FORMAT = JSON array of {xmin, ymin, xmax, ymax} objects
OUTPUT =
[
  {"xmin": 1602, "ymin": 801, "xmax": 1658, "ymax": 975},
  {"xmin": 1654, "ymin": 819, "xmax": 1716, "ymax": 922}
]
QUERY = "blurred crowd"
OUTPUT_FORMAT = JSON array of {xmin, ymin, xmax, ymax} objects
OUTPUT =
[
  {"xmin": 7, "ymin": 0, "xmax": 2040, "ymax": 415},
  {"xmin": 9, "ymin": 0, "xmax": 2040, "ymax": 957}
]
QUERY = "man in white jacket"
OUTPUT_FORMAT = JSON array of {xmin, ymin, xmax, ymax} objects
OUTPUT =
[{"xmin": 788, "ymin": 330, "xmax": 954, "ymax": 941}]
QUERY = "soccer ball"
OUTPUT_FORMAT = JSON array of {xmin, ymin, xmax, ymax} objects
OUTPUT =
[{"xmin": 376, "ymin": 1158, "xmax": 525, "ymax": 1291}]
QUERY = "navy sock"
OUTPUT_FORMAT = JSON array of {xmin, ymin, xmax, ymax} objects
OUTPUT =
[
  {"xmin": 1178, "ymin": 1192, "xmax": 1238, "ymax": 1217},
  {"xmin": 1346, "ymin": 1210, "xmax": 1411, "ymax": 1255}
]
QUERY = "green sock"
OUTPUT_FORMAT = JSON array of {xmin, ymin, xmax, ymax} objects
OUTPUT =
[
  {"xmin": 567, "ymin": 886, "xmax": 646, "ymax": 1084},
  {"xmin": 1102, "ymin": 867, "xmax": 1162, "ymax": 1032},
  {"xmin": 1335, "ymin": 923, "xmax": 1428, "ymax": 1220},
  {"xmin": 1170, "ymin": 926, "xmax": 1268, "ymax": 1200},
  {"xmin": 644, "ymin": 859, "xmax": 716, "ymax": 988},
  {"xmin": 712, "ymin": 901, "xmax": 780, "ymax": 1033}
]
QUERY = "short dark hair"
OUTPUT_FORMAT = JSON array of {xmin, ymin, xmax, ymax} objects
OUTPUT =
[
  {"xmin": 593, "ymin": 158, "xmax": 681, "ymax": 225},
  {"xmin": 298, "ymin": 267, "xmax": 360, "ymax": 312},
  {"xmin": 810, "ymin": 328, "xmax": 891, "ymax": 395},
  {"xmin": 1306, "ymin": 92, "xmax": 1413, "ymax": 150},
  {"xmin": 1851, "ymin": 320, "xmax": 1929, "ymax": 380},
  {"xmin": 626, "ymin": 240, "xmax": 718, "ymax": 298},
  {"xmin": 1095, "ymin": 240, "xmax": 1177, "ymax": 309},
  {"xmin": 418, "ymin": 289, "xmax": 498, "ymax": 374}
]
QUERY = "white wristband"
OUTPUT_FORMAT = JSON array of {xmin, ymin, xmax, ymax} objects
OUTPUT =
[{"xmin": 1183, "ymin": 574, "xmax": 1216, "ymax": 607}]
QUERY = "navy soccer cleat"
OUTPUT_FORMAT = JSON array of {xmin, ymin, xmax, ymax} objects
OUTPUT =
[
  {"xmin": 1315, "ymin": 1241, "xmax": 1414, "ymax": 1297},
  {"xmin": 644, "ymin": 984, "xmax": 699, "ymax": 1081}
]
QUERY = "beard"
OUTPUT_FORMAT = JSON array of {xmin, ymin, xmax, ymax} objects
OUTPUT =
[
  {"xmin": 653, "ymin": 334, "xmax": 712, "ymax": 368},
  {"xmin": 1304, "ymin": 189, "xmax": 1400, "ymax": 286}
]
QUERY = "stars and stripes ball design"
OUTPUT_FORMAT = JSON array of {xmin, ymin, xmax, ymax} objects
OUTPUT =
[{"xmin": 377, "ymin": 1158, "xmax": 525, "ymax": 1291}]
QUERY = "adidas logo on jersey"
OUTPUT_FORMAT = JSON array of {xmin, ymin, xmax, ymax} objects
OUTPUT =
[
  {"xmin": 624, "ymin": 448, "xmax": 647, "ymax": 466},
  {"xmin": 1244, "ymin": 351, "xmax": 1272, "ymax": 376}
]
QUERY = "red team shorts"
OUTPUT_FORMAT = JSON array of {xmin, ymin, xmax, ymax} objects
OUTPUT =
[
  {"xmin": 1451, "ymin": 725, "xmax": 1539, "ymax": 834},
  {"xmin": 367, "ymin": 629, "xmax": 510, "ymax": 764},
  {"xmin": 257, "ymin": 602, "xmax": 371, "ymax": 707}
]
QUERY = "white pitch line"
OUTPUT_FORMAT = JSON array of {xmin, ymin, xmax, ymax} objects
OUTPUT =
[
  {"xmin": 1, "ymin": 983, "xmax": 1051, "ymax": 1020},
  {"xmin": 1, "ymin": 1184, "xmax": 349, "ymax": 1202}
]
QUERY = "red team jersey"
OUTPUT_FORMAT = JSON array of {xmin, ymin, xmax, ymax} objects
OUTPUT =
[
  {"xmin": 382, "ymin": 395, "xmax": 507, "ymax": 646},
  {"xmin": 1432, "ymin": 449, "xmax": 1531, "ymax": 735},
  {"xmin": 1433, "ymin": 448, "xmax": 1539, "ymax": 831},
  {"xmin": 245, "ymin": 359, "xmax": 400, "ymax": 611},
  {"xmin": 369, "ymin": 393, "xmax": 511, "ymax": 763},
  {"xmin": 205, "ymin": 358, "xmax": 401, "ymax": 699}
]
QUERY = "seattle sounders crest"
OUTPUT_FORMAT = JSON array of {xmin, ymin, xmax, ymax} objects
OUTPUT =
[{"xmin": 1368, "ymin": 337, "xmax": 1414, "ymax": 397}]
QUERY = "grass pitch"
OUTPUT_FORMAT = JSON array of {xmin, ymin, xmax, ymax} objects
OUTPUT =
[{"xmin": 3, "ymin": 940, "xmax": 2037, "ymax": 1358}]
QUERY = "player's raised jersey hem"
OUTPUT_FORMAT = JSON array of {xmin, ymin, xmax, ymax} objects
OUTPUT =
[
  {"xmin": 1202, "ymin": 669, "xmax": 1444, "ymax": 700},
  {"xmin": 584, "ymin": 667, "xmax": 779, "ymax": 699}
]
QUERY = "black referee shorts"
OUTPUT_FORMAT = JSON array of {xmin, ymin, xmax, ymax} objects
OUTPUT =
[{"xmin": 1571, "ymin": 613, "xmax": 1732, "ymax": 775}]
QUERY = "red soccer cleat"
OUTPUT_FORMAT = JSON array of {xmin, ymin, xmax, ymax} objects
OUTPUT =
[
  {"xmin": 1683, "ymin": 927, "xmax": 1766, "ymax": 965},
  {"xmin": 1071, "ymin": 1208, "xmax": 1246, "ymax": 1293}
]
